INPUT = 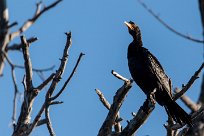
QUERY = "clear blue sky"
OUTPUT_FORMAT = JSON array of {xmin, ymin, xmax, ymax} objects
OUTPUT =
[{"xmin": 0, "ymin": 0, "xmax": 203, "ymax": 135}]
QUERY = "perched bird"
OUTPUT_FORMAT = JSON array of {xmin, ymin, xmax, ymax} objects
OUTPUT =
[{"xmin": 124, "ymin": 21, "xmax": 192, "ymax": 127}]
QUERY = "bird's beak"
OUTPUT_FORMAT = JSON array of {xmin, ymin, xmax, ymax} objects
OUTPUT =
[{"xmin": 124, "ymin": 21, "xmax": 134, "ymax": 30}]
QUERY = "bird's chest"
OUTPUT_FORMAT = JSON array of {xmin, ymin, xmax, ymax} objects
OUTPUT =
[{"xmin": 128, "ymin": 56, "xmax": 150, "ymax": 79}]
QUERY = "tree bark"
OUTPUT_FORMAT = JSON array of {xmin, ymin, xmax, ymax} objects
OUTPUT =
[{"xmin": 0, "ymin": 0, "xmax": 9, "ymax": 75}]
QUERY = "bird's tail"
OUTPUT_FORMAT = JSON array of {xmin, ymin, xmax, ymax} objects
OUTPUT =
[{"xmin": 164, "ymin": 94, "xmax": 193, "ymax": 127}]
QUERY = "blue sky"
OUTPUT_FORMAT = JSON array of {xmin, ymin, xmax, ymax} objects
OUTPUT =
[{"xmin": 0, "ymin": 0, "xmax": 203, "ymax": 135}]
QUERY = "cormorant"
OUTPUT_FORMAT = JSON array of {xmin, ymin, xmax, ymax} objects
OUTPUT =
[{"xmin": 124, "ymin": 21, "xmax": 192, "ymax": 127}]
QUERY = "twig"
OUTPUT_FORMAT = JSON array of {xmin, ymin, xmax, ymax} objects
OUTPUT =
[
  {"xmin": 95, "ymin": 89, "xmax": 111, "ymax": 109},
  {"xmin": 6, "ymin": 37, "xmax": 38, "ymax": 51},
  {"xmin": 36, "ymin": 119, "xmax": 47, "ymax": 127},
  {"xmin": 6, "ymin": 57, "xmax": 55, "ymax": 73},
  {"xmin": 50, "ymin": 52, "xmax": 84, "ymax": 101},
  {"xmin": 3, "ymin": 49, "xmax": 19, "ymax": 128},
  {"xmin": 11, "ymin": 67, "xmax": 18, "ymax": 128},
  {"xmin": 3, "ymin": 49, "xmax": 55, "ymax": 73},
  {"xmin": 173, "ymin": 63, "xmax": 204, "ymax": 100},
  {"xmin": 9, "ymin": 0, "xmax": 62, "ymax": 41},
  {"xmin": 98, "ymin": 79, "xmax": 132, "ymax": 136},
  {"xmin": 138, "ymin": 0, "xmax": 204, "ymax": 43},
  {"xmin": 45, "ymin": 105, "xmax": 55, "ymax": 136},
  {"xmin": 37, "ymin": 73, "xmax": 55, "ymax": 90},
  {"xmin": 95, "ymin": 89, "xmax": 122, "ymax": 133},
  {"xmin": 7, "ymin": 22, "xmax": 18, "ymax": 29},
  {"xmin": 111, "ymin": 70, "xmax": 129, "ymax": 82},
  {"xmin": 50, "ymin": 101, "xmax": 63, "ymax": 105},
  {"xmin": 174, "ymin": 88, "xmax": 198, "ymax": 112}
]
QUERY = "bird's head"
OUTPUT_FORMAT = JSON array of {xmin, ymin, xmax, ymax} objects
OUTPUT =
[{"xmin": 124, "ymin": 21, "xmax": 142, "ymax": 42}]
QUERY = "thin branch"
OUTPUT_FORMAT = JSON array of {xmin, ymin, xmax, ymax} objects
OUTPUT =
[
  {"xmin": 50, "ymin": 101, "xmax": 63, "ymax": 105},
  {"xmin": 4, "ymin": 48, "xmax": 55, "ymax": 73},
  {"xmin": 45, "ymin": 105, "xmax": 55, "ymax": 136},
  {"xmin": 95, "ymin": 89, "xmax": 122, "ymax": 133},
  {"xmin": 9, "ymin": 0, "xmax": 62, "ymax": 41},
  {"xmin": 138, "ymin": 0, "xmax": 204, "ymax": 43},
  {"xmin": 95, "ymin": 89, "xmax": 111, "ymax": 109},
  {"xmin": 37, "ymin": 73, "xmax": 55, "ymax": 90},
  {"xmin": 7, "ymin": 21, "xmax": 18, "ymax": 29},
  {"xmin": 14, "ymin": 64, "xmax": 55, "ymax": 73},
  {"xmin": 111, "ymin": 70, "xmax": 129, "ymax": 82},
  {"xmin": 6, "ymin": 37, "xmax": 38, "ymax": 51},
  {"xmin": 46, "ymin": 32, "xmax": 72, "ymax": 97},
  {"xmin": 36, "ymin": 119, "xmax": 47, "ymax": 127},
  {"xmin": 50, "ymin": 52, "xmax": 84, "ymax": 101},
  {"xmin": 3, "ymin": 50, "xmax": 19, "ymax": 127},
  {"xmin": 21, "ymin": 35, "xmax": 33, "ymax": 90},
  {"xmin": 173, "ymin": 62, "xmax": 204, "ymax": 100},
  {"xmin": 175, "ymin": 88, "xmax": 198, "ymax": 112},
  {"xmin": 11, "ymin": 67, "xmax": 18, "ymax": 127},
  {"xmin": 98, "ymin": 79, "xmax": 132, "ymax": 136}
]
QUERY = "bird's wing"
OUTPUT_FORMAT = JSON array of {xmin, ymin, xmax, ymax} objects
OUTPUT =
[{"xmin": 145, "ymin": 49, "xmax": 172, "ymax": 97}]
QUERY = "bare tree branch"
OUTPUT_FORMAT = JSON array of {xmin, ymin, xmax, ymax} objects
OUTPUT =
[
  {"xmin": 96, "ymin": 89, "xmax": 122, "ymax": 133},
  {"xmin": 173, "ymin": 63, "xmax": 204, "ymax": 100},
  {"xmin": 6, "ymin": 37, "xmax": 38, "ymax": 51},
  {"xmin": 46, "ymin": 32, "xmax": 72, "ymax": 98},
  {"xmin": 96, "ymin": 89, "xmax": 111, "ymax": 109},
  {"xmin": 119, "ymin": 90, "xmax": 156, "ymax": 136},
  {"xmin": 98, "ymin": 79, "xmax": 132, "ymax": 136},
  {"xmin": 50, "ymin": 52, "xmax": 84, "ymax": 101},
  {"xmin": 9, "ymin": 0, "xmax": 62, "ymax": 41},
  {"xmin": 36, "ymin": 119, "xmax": 47, "ymax": 127},
  {"xmin": 45, "ymin": 105, "xmax": 55, "ymax": 136},
  {"xmin": 175, "ymin": 88, "xmax": 198, "ymax": 112},
  {"xmin": 50, "ymin": 101, "xmax": 63, "ymax": 105},
  {"xmin": 7, "ymin": 21, "xmax": 18, "ymax": 29},
  {"xmin": 27, "ymin": 32, "xmax": 74, "ymax": 135},
  {"xmin": 11, "ymin": 67, "xmax": 18, "ymax": 127},
  {"xmin": 21, "ymin": 35, "xmax": 33, "ymax": 90},
  {"xmin": 111, "ymin": 70, "xmax": 129, "ymax": 82},
  {"xmin": 137, "ymin": 0, "xmax": 204, "ymax": 43},
  {"xmin": 37, "ymin": 73, "xmax": 55, "ymax": 90},
  {"xmin": 12, "ymin": 36, "xmax": 41, "ymax": 136}
]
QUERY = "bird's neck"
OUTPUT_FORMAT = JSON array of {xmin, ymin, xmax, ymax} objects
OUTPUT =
[{"xmin": 133, "ymin": 35, "xmax": 143, "ymax": 47}]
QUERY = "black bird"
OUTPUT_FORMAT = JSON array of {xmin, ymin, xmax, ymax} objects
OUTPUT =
[{"xmin": 124, "ymin": 21, "xmax": 192, "ymax": 127}]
